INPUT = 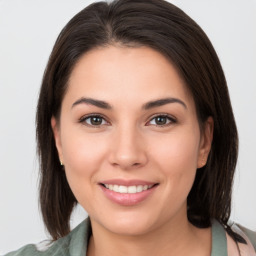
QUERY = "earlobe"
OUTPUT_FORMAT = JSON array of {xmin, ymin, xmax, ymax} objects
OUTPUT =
[
  {"xmin": 51, "ymin": 117, "xmax": 63, "ymax": 164},
  {"xmin": 198, "ymin": 117, "xmax": 214, "ymax": 168}
]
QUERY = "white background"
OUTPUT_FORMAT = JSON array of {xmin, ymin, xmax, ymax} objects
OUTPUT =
[{"xmin": 0, "ymin": 0, "xmax": 255, "ymax": 254}]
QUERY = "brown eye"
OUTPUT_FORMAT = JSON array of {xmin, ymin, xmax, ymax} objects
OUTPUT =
[
  {"xmin": 155, "ymin": 116, "xmax": 168, "ymax": 125},
  {"xmin": 80, "ymin": 115, "xmax": 108, "ymax": 127},
  {"xmin": 89, "ymin": 116, "xmax": 103, "ymax": 125},
  {"xmin": 148, "ymin": 115, "xmax": 176, "ymax": 127}
]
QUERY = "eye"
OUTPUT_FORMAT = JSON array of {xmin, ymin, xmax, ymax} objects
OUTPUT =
[
  {"xmin": 147, "ymin": 114, "xmax": 176, "ymax": 127},
  {"xmin": 79, "ymin": 114, "xmax": 108, "ymax": 127}
]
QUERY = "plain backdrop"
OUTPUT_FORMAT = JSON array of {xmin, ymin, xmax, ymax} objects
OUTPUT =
[{"xmin": 0, "ymin": 0, "xmax": 255, "ymax": 254}]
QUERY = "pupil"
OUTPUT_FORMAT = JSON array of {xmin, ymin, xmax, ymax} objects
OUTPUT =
[
  {"xmin": 91, "ymin": 117, "xmax": 102, "ymax": 125},
  {"xmin": 156, "ymin": 116, "xmax": 166, "ymax": 125}
]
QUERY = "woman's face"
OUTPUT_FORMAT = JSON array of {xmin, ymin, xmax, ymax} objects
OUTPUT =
[{"xmin": 52, "ymin": 46, "xmax": 213, "ymax": 236}]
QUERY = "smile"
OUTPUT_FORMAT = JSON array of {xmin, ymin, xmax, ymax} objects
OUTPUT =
[
  {"xmin": 99, "ymin": 181, "xmax": 159, "ymax": 206},
  {"xmin": 102, "ymin": 184, "xmax": 154, "ymax": 194}
]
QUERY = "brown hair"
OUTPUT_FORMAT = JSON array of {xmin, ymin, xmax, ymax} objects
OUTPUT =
[{"xmin": 36, "ymin": 0, "xmax": 243, "ymax": 243}]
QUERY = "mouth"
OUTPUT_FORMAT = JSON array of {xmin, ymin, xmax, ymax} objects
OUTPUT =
[
  {"xmin": 100, "ymin": 183, "xmax": 158, "ymax": 194},
  {"xmin": 98, "ymin": 179, "xmax": 159, "ymax": 205}
]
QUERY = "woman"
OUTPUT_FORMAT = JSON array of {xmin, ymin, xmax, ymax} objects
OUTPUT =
[{"xmin": 5, "ymin": 0, "xmax": 256, "ymax": 255}]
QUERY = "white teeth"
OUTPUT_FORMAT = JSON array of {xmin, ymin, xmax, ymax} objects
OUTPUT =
[
  {"xmin": 104, "ymin": 184, "xmax": 154, "ymax": 193},
  {"xmin": 128, "ymin": 186, "xmax": 136, "ymax": 193},
  {"xmin": 119, "ymin": 185, "xmax": 128, "ymax": 193},
  {"xmin": 136, "ymin": 185, "xmax": 143, "ymax": 192},
  {"xmin": 113, "ymin": 185, "xmax": 119, "ymax": 192}
]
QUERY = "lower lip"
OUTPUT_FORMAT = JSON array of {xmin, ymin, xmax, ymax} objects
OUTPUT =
[{"xmin": 100, "ymin": 185, "xmax": 158, "ymax": 206}]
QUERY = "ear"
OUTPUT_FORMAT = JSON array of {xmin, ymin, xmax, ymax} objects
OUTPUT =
[
  {"xmin": 197, "ymin": 116, "xmax": 214, "ymax": 168},
  {"xmin": 51, "ymin": 116, "xmax": 63, "ymax": 164}
]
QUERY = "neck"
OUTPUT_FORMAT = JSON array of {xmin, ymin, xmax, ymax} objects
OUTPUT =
[{"xmin": 87, "ymin": 214, "xmax": 211, "ymax": 256}]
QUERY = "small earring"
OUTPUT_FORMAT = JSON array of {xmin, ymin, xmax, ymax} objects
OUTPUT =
[{"xmin": 60, "ymin": 160, "xmax": 64, "ymax": 166}]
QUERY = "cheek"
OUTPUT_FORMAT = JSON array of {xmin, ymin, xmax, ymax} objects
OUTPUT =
[
  {"xmin": 149, "ymin": 129, "xmax": 200, "ymax": 199},
  {"xmin": 150, "ymin": 129, "xmax": 200, "ymax": 171},
  {"xmin": 59, "ymin": 128, "xmax": 109, "ymax": 202},
  {"xmin": 61, "ymin": 128, "xmax": 108, "ymax": 172}
]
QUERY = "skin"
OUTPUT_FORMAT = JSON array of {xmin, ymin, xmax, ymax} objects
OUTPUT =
[{"xmin": 52, "ymin": 45, "xmax": 214, "ymax": 256}]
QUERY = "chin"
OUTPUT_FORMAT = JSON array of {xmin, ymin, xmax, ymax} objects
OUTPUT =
[
  {"xmin": 109, "ymin": 223, "xmax": 153, "ymax": 236},
  {"xmin": 98, "ymin": 211, "xmax": 160, "ymax": 236}
]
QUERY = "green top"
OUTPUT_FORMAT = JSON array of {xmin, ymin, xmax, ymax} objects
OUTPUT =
[{"xmin": 3, "ymin": 218, "xmax": 253, "ymax": 256}]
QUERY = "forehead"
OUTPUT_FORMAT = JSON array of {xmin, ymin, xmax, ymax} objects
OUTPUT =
[{"xmin": 66, "ymin": 45, "xmax": 194, "ymax": 108}]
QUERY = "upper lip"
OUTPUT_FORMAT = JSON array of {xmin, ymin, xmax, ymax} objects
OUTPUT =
[{"xmin": 99, "ymin": 179, "xmax": 158, "ymax": 186}]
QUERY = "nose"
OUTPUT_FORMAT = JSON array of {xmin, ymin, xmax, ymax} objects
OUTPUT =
[{"xmin": 108, "ymin": 126, "xmax": 148, "ymax": 170}]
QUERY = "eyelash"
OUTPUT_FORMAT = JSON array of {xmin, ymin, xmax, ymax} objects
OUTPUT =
[
  {"xmin": 79, "ymin": 113, "xmax": 177, "ymax": 128},
  {"xmin": 147, "ymin": 114, "xmax": 177, "ymax": 127},
  {"xmin": 79, "ymin": 114, "xmax": 109, "ymax": 128}
]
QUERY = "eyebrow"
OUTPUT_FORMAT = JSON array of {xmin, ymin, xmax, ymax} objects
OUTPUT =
[
  {"xmin": 72, "ymin": 97, "xmax": 112, "ymax": 109},
  {"xmin": 72, "ymin": 97, "xmax": 187, "ymax": 110},
  {"xmin": 142, "ymin": 98, "xmax": 187, "ymax": 110}
]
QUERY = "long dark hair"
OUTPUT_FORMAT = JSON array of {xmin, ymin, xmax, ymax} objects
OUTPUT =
[{"xmin": 36, "ymin": 0, "xmax": 242, "ymax": 243}]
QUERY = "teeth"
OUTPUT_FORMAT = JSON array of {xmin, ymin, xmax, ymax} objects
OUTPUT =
[
  {"xmin": 104, "ymin": 184, "xmax": 154, "ymax": 193},
  {"xmin": 119, "ymin": 185, "xmax": 128, "ymax": 193},
  {"xmin": 128, "ymin": 186, "xmax": 136, "ymax": 193},
  {"xmin": 113, "ymin": 185, "xmax": 119, "ymax": 192},
  {"xmin": 137, "ymin": 185, "xmax": 143, "ymax": 192}
]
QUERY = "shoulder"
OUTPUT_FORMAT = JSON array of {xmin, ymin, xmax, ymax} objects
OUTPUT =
[
  {"xmin": 236, "ymin": 224, "xmax": 256, "ymax": 250},
  {"xmin": 3, "ymin": 218, "xmax": 91, "ymax": 256},
  {"xmin": 227, "ymin": 221, "xmax": 256, "ymax": 256},
  {"xmin": 3, "ymin": 239, "xmax": 68, "ymax": 256}
]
